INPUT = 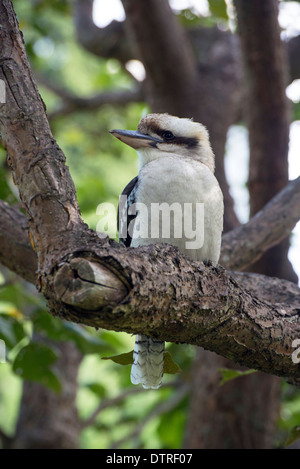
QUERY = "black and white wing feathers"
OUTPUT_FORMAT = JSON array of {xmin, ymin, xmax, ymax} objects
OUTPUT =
[{"xmin": 117, "ymin": 176, "xmax": 139, "ymax": 247}]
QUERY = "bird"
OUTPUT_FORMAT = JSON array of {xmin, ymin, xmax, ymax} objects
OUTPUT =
[{"xmin": 110, "ymin": 113, "xmax": 223, "ymax": 389}]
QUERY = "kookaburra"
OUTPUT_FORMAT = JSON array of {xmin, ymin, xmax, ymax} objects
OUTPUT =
[{"xmin": 110, "ymin": 113, "xmax": 223, "ymax": 389}]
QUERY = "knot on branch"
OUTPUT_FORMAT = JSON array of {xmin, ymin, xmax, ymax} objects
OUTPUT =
[{"xmin": 54, "ymin": 257, "xmax": 128, "ymax": 310}]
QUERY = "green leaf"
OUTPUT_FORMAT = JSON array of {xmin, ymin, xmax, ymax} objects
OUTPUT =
[
  {"xmin": 102, "ymin": 350, "xmax": 134, "ymax": 366},
  {"xmin": 61, "ymin": 323, "xmax": 109, "ymax": 354},
  {"xmin": 0, "ymin": 314, "xmax": 27, "ymax": 350},
  {"xmin": 219, "ymin": 367, "xmax": 257, "ymax": 386},
  {"xmin": 102, "ymin": 350, "xmax": 182, "ymax": 375},
  {"xmin": 292, "ymin": 101, "xmax": 300, "ymax": 121},
  {"xmin": 208, "ymin": 0, "xmax": 228, "ymax": 20},
  {"xmin": 12, "ymin": 342, "xmax": 61, "ymax": 393},
  {"xmin": 164, "ymin": 351, "xmax": 182, "ymax": 375},
  {"xmin": 33, "ymin": 311, "xmax": 108, "ymax": 354},
  {"xmin": 85, "ymin": 382, "xmax": 107, "ymax": 398}
]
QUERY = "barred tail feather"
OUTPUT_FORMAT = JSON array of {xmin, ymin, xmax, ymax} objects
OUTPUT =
[{"xmin": 131, "ymin": 334, "xmax": 165, "ymax": 389}]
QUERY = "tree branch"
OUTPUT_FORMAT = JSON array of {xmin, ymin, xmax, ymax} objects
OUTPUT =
[
  {"xmin": 1, "ymin": 171, "xmax": 299, "ymax": 285},
  {"xmin": 48, "ymin": 88, "xmax": 143, "ymax": 121},
  {"xmin": 2, "ymin": 196, "xmax": 300, "ymax": 385},
  {"xmin": 220, "ymin": 176, "xmax": 300, "ymax": 270},
  {"xmin": 81, "ymin": 380, "xmax": 181, "ymax": 430},
  {"xmin": 74, "ymin": 0, "xmax": 132, "ymax": 64},
  {"xmin": 34, "ymin": 72, "xmax": 144, "ymax": 120},
  {"xmin": 111, "ymin": 383, "xmax": 189, "ymax": 448},
  {"xmin": 233, "ymin": 0, "xmax": 296, "ymax": 282},
  {"xmin": 0, "ymin": 0, "xmax": 300, "ymax": 387},
  {"xmin": 50, "ymin": 249, "xmax": 300, "ymax": 385},
  {"xmin": 287, "ymin": 34, "xmax": 300, "ymax": 82},
  {"xmin": 0, "ymin": 0, "xmax": 87, "ymax": 276},
  {"xmin": 121, "ymin": 0, "xmax": 198, "ymax": 116},
  {"xmin": 1, "ymin": 199, "xmax": 300, "ymax": 385}
]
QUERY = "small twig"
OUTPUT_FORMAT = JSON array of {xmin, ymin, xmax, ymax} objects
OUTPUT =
[
  {"xmin": 80, "ymin": 379, "xmax": 182, "ymax": 430},
  {"xmin": 34, "ymin": 72, "xmax": 144, "ymax": 120},
  {"xmin": 110, "ymin": 382, "xmax": 190, "ymax": 449}
]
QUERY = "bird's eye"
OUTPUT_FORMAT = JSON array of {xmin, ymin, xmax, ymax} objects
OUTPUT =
[{"xmin": 162, "ymin": 131, "xmax": 174, "ymax": 140}]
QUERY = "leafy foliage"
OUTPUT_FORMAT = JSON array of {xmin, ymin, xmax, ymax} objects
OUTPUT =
[
  {"xmin": 32, "ymin": 310, "xmax": 109, "ymax": 354},
  {"xmin": 12, "ymin": 341, "xmax": 62, "ymax": 392}
]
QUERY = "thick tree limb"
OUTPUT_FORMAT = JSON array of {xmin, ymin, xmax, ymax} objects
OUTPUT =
[
  {"xmin": 220, "ymin": 176, "xmax": 300, "ymax": 270},
  {"xmin": 1, "ymin": 172, "xmax": 299, "ymax": 284},
  {"xmin": 0, "ymin": 0, "xmax": 300, "ymax": 387},
  {"xmin": 52, "ymin": 246, "xmax": 300, "ymax": 387},
  {"xmin": 1, "ymin": 199, "xmax": 300, "ymax": 386}
]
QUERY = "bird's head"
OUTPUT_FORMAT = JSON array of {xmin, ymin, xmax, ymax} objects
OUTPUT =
[{"xmin": 110, "ymin": 113, "xmax": 215, "ymax": 172}]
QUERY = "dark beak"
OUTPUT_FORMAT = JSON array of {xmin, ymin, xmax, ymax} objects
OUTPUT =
[{"xmin": 110, "ymin": 129, "xmax": 162, "ymax": 149}]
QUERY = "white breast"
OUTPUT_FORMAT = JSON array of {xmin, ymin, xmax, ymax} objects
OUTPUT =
[{"xmin": 130, "ymin": 155, "xmax": 223, "ymax": 264}]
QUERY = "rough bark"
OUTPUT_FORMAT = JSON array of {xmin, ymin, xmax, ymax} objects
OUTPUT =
[
  {"xmin": 0, "ymin": 0, "xmax": 87, "ymax": 277},
  {"xmin": 0, "ymin": 1, "xmax": 86, "ymax": 449}
]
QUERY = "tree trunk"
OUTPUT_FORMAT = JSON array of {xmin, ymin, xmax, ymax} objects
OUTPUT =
[
  {"xmin": 183, "ymin": 350, "xmax": 280, "ymax": 449},
  {"xmin": 10, "ymin": 341, "xmax": 82, "ymax": 449},
  {"xmin": 234, "ymin": 0, "xmax": 297, "ymax": 283}
]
